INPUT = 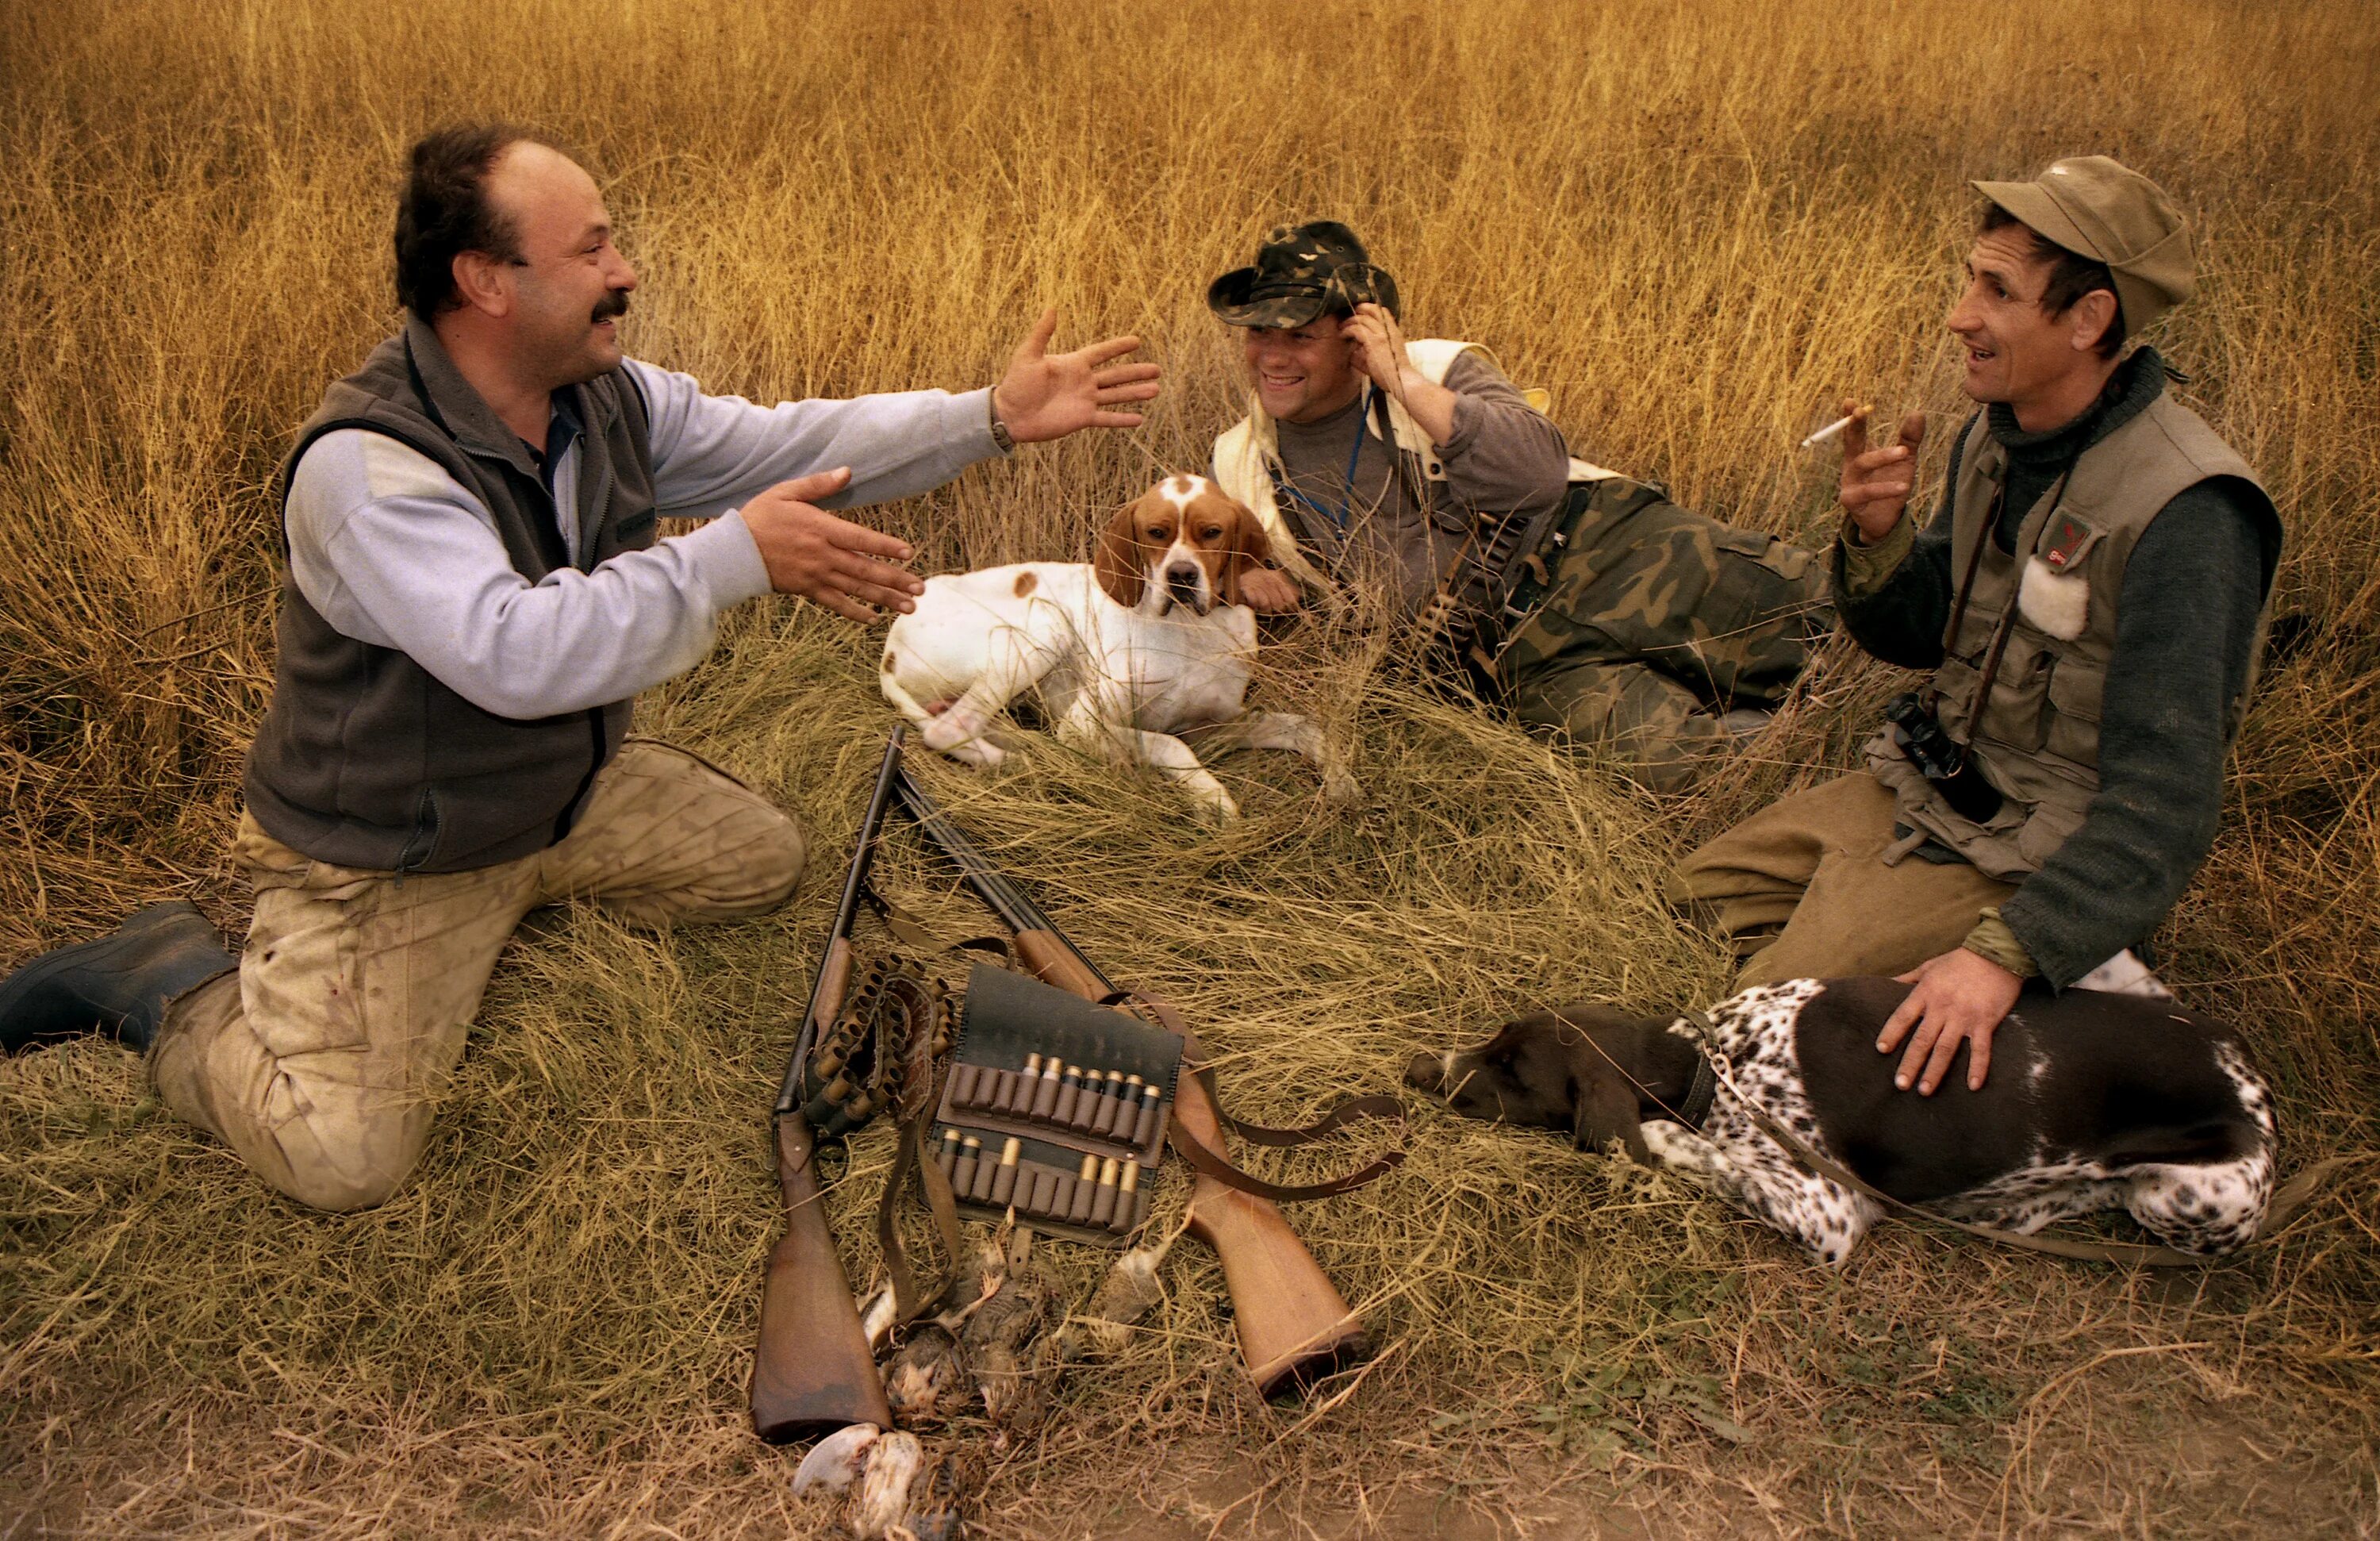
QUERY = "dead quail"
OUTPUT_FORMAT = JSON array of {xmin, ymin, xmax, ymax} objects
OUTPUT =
[
  {"xmin": 898, "ymin": 1447, "xmax": 977, "ymax": 1541},
  {"xmin": 790, "ymin": 1422, "xmax": 879, "ymax": 1497},
  {"xmin": 1081, "ymin": 1239, "xmax": 1168, "ymax": 1357},
  {"xmin": 985, "ymin": 1332, "xmax": 1061, "ymax": 1444},
  {"xmin": 846, "ymin": 1429, "xmax": 923, "ymax": 1539},
  {"xmin": 883, "ymin": 1322, "xmax": 967, "ymax": 1430},
  {"xmin": 961, "ymin": 1260, "xmax": 1053, "ymax": 1357}
]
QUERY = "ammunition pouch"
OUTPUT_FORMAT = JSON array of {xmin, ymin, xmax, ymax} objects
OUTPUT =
[{"xmin": 797, "ymin": 950, "xmax": 960, "ymax": 1139}]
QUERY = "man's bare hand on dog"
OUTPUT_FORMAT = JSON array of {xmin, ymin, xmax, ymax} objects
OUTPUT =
[
  {"xmin": 1234, "ymin": 567, "xmax": 1303, "ymax": 613},
  {"xmin": 1875, "ymin": 947, "xmax": 2024, "ymax": 1093},
  {"xmin": 741, "ymin": 468, "xmax": 923, "ymax": 622},
  {"xmin": 992, "ymin": 307, "xmax": 1163, "ymax": 442}
]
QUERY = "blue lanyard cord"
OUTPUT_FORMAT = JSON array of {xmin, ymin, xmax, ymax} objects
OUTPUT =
[{"xmin": 1274, "ymin": 386, "xmax": 1374, "ymax": 535}]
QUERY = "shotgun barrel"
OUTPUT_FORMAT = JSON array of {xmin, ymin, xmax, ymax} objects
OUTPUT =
[
  {"xmin": 890, "ymin": 765, "xmax": 1367, "ymax": 1397},
  {"xmin": 750, "ymin": 728, "xmax": 908, "ymax": 1444}
]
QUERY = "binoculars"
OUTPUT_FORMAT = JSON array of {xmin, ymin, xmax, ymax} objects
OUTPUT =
[{"xmin": 1883, "ymin": 692, "xmax": 2004, "ymax": 824}]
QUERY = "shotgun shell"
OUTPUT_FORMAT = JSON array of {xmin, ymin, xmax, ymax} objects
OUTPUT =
[
  {"xmin": 1029, "ymin": 1058, "xmax": 1063, "ymax": 1120},
  {"xmin": 950, "ymin": 1063, "xmax": 983, "ymax": 1109},
  {"xmin": 988, "ymin": 1137, "xmax": 1021, "ymax": 1207},
  {"xmin": 1108, "ymin": 1159, "xmax": 1142, "ymax": 1233},
  {"xmin": 1067, "ymin": 1155, "xmax": 1100, "ymax": 1225},
  {"xmin": 951, "ymin": 1136, "xmax": 982, "ymax": 1198},
  {"xmin": 1006, "ymin": 1055, "xmax": 1043, "ymax": 1114},
  {"xmin": 1088, "ymin": 1157, "xmax": 1121, "ymax": 1227},
  {"xmin": 935, "ymin": 1128, "xmax": 961, "ymax": 1179},
  {"xmin": 1131, "ymin": 1083, "xmax": 1163, "ymax": 1149},
  {"xmin": 1069, "ymin": 1068, "xmax": 1107, "ymax": 1133},
  {"xmin": 1094, "ymin": 1070, "xmax": 1130, "ymax": 1137},
  {"xmin": 1042, "ymin": 1171, "xmax": 1075, "ymax": 1220},
  {"xmin": 1050, "ymin": 1065, "xmax": 1084, "ymax": 1127},
  {"xmin": 1111, "ymin": 1074, "xmax": 1144, "ymax": 1140}
]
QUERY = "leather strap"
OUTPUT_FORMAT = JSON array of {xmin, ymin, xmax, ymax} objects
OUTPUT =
[
  {"xmin": 1101, "ymin": 990, "xmax": 1408, "ymax": 1202},
  {"xmin": 1678, "ymin": 1010, "xmax": 2350, "ymax": 1266},
  {"xmin": 876, "ymin": 1076, "xmax": 966, "ymax": 1324}
]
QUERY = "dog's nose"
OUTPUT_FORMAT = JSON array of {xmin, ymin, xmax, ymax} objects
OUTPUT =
[
  {"xmin": 1164, "ymin": 562, "xmax": 1202, "ymax": 590},
  {"xmin": 1403, "ymin": 1051, "xmax": 1446, "ymax": 1091}
]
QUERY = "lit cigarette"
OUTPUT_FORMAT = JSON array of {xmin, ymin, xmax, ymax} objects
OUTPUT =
[{"xmin": 1799, "ymin": 413, "xmax": 1856, "ymax": 452}]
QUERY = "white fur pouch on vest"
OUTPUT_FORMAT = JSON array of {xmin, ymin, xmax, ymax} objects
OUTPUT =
[{"xmin": 2017, "ymin": 558, "xmax": 2090, "ymax": 640}]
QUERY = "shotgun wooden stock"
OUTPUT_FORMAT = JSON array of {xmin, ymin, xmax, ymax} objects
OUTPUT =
[
  {"xmin": 889, "ymin": 764, "xmax": 1366, "ymax": 1399},
  {"xmin": 1008, "ymin": 931, "xmax": 1367, "ymax": 1397},
  {"xmin": 750, "ymin": 732, "xmax": 906, "ymax": 1444}
]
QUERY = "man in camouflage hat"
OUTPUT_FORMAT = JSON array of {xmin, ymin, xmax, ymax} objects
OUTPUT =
[
  {"xmin": 1672, "ymin": 156, "xmax": 2282, "ymax": 1097},
  {"xmin": 1205, "ymin": 221, "xmax": 1833, "ymax": 792}
]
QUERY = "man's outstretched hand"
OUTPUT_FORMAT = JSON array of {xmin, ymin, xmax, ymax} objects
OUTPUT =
[
  {"xmin": 1875, "ymin": 947, "xmax": 2024, "ymax": 1094},
  {"xmin": 991, "ymin": 307, "xmax": 1163, "ymax": 444},
  {"xmin": 739, "ymin": 468, "xmax": 925, "ymax": 623}
]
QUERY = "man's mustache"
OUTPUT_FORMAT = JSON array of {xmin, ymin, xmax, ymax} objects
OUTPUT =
[{"xmin": 592, "ymin": 290, "xmax": 630, "ymax": 324}]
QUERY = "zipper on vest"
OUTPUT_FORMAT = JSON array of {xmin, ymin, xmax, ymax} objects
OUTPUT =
[{"xmin": 551, "ymin": 461, "xmax": 619, "ymax": 847}]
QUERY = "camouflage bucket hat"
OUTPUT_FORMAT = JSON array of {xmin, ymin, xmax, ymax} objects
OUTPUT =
[{"xmin": 1207, "ymin": 220, "xmax": 1400, "ymax": 328}]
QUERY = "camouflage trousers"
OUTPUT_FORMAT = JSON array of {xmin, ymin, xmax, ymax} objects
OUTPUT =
[
  {"xmin": 150, "ymin": 740, "xmax": 806, "ymax": 1212},
  {"xmin": 1489, "ymin": 478, "xmax": 1835, "ymax": 792}
]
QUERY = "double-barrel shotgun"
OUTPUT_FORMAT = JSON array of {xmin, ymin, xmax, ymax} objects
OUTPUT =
[{"xmin": 750, "ymin": 728, "xmax": 908, "ymax": 1444}]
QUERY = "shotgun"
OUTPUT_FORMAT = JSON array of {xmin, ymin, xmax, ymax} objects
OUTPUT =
[
  {"xmin": 890, "ymin": 765, "xmax": 1368, "ymax": 1397},
  {"xmin": 750, "ymin": 728, "xmax": 906, "ymax": 1444}
]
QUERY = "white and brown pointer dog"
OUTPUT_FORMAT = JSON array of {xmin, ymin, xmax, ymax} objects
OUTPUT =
[
  {"xmin": 881, "ymin": 475, "xmax": 1352, "ymax": 819},
  {"xmin": 1408, "ymin": 978, "xmax": 2276, "ymax": 1266}
]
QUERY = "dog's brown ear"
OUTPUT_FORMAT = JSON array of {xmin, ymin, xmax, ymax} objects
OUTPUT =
[
  {"xmin": 1216, "ymin": 495, "xmax": 1276, "ymax": 607},
  {"xmin": 1572, "ymin": 1071, "xmax": 1651, "ymax": 1164},
  {"xmin": 1094, "ymin": 498, "xmax": 1148, "ymax": 609}
]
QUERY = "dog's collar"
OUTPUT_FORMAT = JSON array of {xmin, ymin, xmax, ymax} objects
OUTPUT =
[{"xmin": 1672, "ymin": 1009, "xmax": 1719, "ymax": 1129}]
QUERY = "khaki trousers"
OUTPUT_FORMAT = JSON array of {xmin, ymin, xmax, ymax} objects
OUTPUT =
[
  {"xmin": 1668, "ymin": 771, "xmax": 2014, "ymax": 985},
  {"xmin": 152, "ymin": 739, "xmax": 806, "ymax": 1212}
]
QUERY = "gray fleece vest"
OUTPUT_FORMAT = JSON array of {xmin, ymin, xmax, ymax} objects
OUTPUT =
[{"xmin": 244, "ymin": 317, "xmax": 658, "ymax": 872}]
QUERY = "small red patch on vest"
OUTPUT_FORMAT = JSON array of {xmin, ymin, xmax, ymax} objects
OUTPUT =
[
  {"xmin": 2041, "ymin": 513, "xmax": 2096, "ymax": 571},
  {"xmin": 1014, "ymin": 571, "xmax": 1038, "ymax": 598}
]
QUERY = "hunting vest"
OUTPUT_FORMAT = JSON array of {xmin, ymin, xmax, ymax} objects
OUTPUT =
[
  {"xmin": 1863, "ymin": 390, "xmax": 2277, "ymax": 882},
  {"xmin": 244, "ymin": 317, "xmax": 659, "ymax": 873},
  {"xmin": 1210, "ymin": 338, "xmax": 1613, "ymax": 597}
]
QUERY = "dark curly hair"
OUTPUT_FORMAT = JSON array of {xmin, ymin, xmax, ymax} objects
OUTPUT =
[
  {"xmin": 393, "ymin": 124, "xmax": 557, "ymax": 322},
  {"xmin": 1980, "ymin": 202, "xmax": 2126, "ymax": 359}
]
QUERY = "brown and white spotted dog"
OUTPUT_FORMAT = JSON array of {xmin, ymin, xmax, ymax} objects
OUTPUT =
[
  {"xmin": 879, "ymin": 475, "xmax": 1353, "ymax": 820},
  {"xmin": 1407, "ymin": 977, "xmax": 2276, "ymax": 1266}
]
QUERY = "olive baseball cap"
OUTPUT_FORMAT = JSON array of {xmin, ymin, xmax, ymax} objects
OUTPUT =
[
  {"xmin": 1972, "ymin": 156, "xmax": 2194, "ymax": 331},
  {"xmin": 1207, "ymin": 220, "xmax": 1400, "ymax": 329}
]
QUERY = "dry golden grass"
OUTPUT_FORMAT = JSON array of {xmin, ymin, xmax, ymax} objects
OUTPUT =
[{"xmin": 4, "ymin": 0, "xmax": 2378, "ymax": 1535}]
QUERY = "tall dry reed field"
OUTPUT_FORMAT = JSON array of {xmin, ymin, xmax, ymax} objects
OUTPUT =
[{"xmin": 4, "ymin": 1, "xmax": 2376, "ymax": 1535}]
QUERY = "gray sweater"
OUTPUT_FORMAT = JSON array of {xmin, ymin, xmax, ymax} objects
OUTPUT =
[
  {"xmin": 1835, "ymin": 349, "xmax": 2280, "ymax": 985},
  {"xmin": 1268, "ymin": 351, "xmax": 1571, "ymax": 618}
]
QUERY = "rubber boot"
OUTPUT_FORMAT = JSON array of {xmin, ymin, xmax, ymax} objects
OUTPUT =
[{"xmin": 0, "ymin": 901, "xmax": 236, "ymax": 1055}]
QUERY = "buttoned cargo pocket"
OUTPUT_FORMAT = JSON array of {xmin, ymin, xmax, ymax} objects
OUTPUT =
[
  {"xmin": 1972, "ymin": 648, "xmax": 2056, "ymax": 755},
  {"xmin": 2043, "ymin": 661, "xmax": 2106, "ymax": 769}
]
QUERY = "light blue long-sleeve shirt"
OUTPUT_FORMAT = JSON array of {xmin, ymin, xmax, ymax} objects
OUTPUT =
[{"xmin": 284, "ymin": 358, "xmax": 1002, "ymax": 720}]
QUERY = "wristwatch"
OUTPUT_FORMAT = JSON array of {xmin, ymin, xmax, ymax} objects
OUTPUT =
[{"xmin": 988, "ymin": 393, "xmax": 1016, "ymax": 454}]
